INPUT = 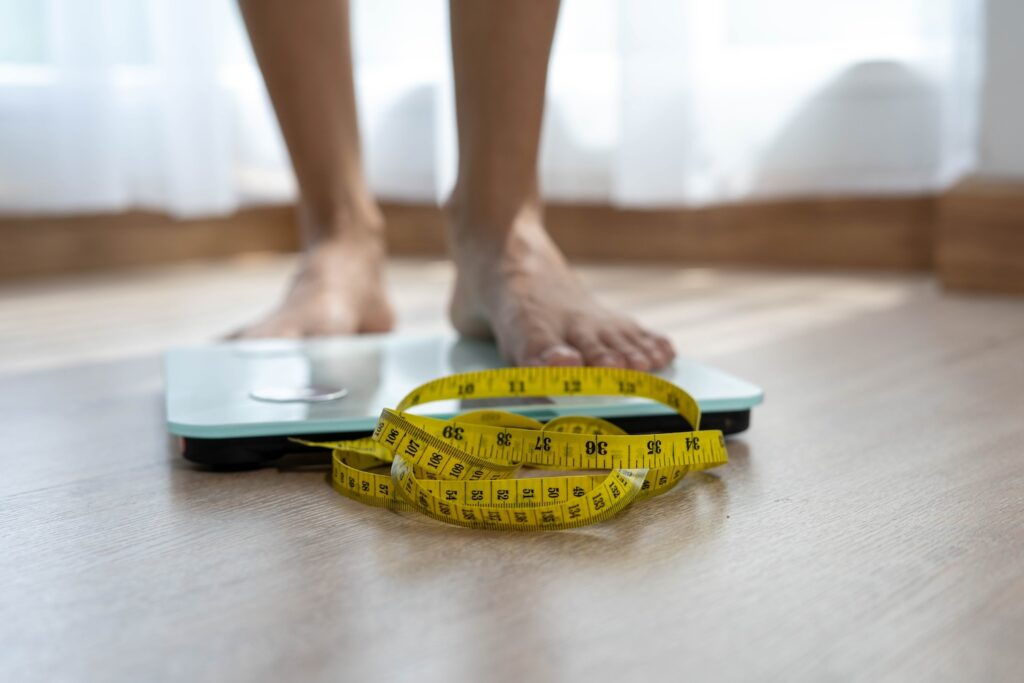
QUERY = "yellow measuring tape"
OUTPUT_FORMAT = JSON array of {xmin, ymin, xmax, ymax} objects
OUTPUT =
[{"xmin": 297, "ymin": 367, "xmax": 728, "ymax": 530}]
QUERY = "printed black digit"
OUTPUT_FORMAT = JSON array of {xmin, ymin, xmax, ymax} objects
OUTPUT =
[
  {"xmin": 442, "ymin": 425, "xmax": 465, "ymax": 440},
  {"xmin": 335, "ymin": 367, "xmax": 729, "ymax": 528}
]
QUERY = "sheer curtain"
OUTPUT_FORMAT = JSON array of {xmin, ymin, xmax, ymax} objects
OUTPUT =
[{"xmin": 0, "ymin": 0, "xmax": 982, "ymax": 216}]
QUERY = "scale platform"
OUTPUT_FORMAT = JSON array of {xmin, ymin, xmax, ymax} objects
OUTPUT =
[{"xmin": 165, "ymin": 334, "xmax": 763, "ymax": 467}]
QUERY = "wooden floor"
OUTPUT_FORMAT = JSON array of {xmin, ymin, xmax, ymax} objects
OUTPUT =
[{"xmin": 2, "ymin": 257, "xmax": 1023, "ymax": 682}]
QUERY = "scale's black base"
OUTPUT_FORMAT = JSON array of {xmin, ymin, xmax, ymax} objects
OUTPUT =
[{"xmin": 181, "ymin": 409, "xmax": 750, "ymax": 469}]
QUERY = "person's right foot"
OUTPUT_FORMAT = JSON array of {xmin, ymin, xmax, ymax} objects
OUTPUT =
[{"xmin": 229, "ymin": 227, "xmax": 394, "ymax": 339}]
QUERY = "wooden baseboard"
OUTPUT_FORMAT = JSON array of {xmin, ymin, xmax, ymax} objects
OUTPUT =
[
  {"xmin": 384, "ymin": 197, "xmax": 936, "ymax": 270},
  {"xmin": 937, "ymin": 177, "xmax": 1024, "ymax": 293},
  {"xmin": 0, "ymin": 195, "xmax": 937, "ymax": 280},
  {"xmin": 0, "ymin": 206, "xmax": 300, "ymax": 280}
]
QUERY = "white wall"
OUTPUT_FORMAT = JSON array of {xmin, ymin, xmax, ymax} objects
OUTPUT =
[{"xmin": 978, "ymin": 0, "xmax": 1024, "ymax": 176}]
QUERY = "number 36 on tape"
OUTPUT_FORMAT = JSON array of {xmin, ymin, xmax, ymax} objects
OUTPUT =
[{"xmin": 295, "ymin": 367, "xmax": 728, "ymax": 531}]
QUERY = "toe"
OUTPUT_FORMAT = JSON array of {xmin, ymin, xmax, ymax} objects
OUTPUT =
[
  {"xmin": 537, "ymin": 344, "xmax": 585, "ymax": 367},
  {"xmin": 517, "ymin": 329, "xmax": 584, "ymax": 367},
  {"xmin": 651, "ymin": 332, "xmax": 677, "ymax": 364},
  {"xmin": 567, "ymin": 328, "xmax": 626, "ymax": 368},
  {"xmin": 599, "ymin": 329, "xmax": 651, "ymax": 371},
  {"xmin": 624, "ymin": 328, "xmax": 675, "ymax": 370}
]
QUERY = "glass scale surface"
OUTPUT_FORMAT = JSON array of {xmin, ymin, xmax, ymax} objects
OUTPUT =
[{"xmin": 164, "ymin": 334, "xmax": 763, "ymax": 466}]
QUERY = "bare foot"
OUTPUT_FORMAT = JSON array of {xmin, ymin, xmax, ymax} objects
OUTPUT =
[
  {"xmin": 448, "ymin": 203, "xmax": 676, "ymax": 369},
  {"xmin": 230, "ymin": 228, "xmax": 394, "ymax": 339}
]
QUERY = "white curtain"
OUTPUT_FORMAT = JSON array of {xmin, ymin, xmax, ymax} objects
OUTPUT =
[{"xmin": 0, "ymin": 0, "xmax": 982, "ymax": 216}]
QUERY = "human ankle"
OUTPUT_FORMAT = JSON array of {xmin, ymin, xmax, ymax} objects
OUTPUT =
[
  {"xmin": 299, "ymin": 194, "xmax": 385, "ymax": 247},
  {"xmin": 446, "ymin": 187, "xmax": 544, "ymax": 253}
]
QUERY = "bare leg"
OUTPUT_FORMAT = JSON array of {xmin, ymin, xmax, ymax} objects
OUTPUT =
[
  {"xmin": 233, "ymin": 0, "xmax": 393, "ymax": 337},
  {"xmin": 447, "ymin": 0, "xmax": 675, "ymax": 369}
]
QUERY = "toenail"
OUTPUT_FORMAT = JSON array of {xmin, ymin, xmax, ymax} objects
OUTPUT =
[
  {"xmin": 538, "ymin": 346, "xmax": 583, "ymax": 366},
  {"xmin": 593, "ymin": 353, "xmax": 624, "ymax": 368},
  {"xmin": 627, "ymin": 354, "xmax": 651, "ymax": 371}
]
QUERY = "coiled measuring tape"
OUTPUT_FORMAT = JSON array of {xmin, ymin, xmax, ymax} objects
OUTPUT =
[{"xmin": 297, "ymin": 367, "xmax": 728, "ymax": 531}]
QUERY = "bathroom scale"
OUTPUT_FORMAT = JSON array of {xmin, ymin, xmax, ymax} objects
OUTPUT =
[{"xmin": 165, "ymin": 334, "xmax": 763, "ymax": 467}]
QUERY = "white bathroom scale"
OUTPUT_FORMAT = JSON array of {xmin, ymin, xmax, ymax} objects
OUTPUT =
[{"xmin": 165, "ymin": 334, "xmax": 763, "ymax": 467}]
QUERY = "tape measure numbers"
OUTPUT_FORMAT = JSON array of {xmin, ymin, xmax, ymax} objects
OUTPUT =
[{"xmin": 298, "ymin": 367, "xmax": 728, "ymax": 530}]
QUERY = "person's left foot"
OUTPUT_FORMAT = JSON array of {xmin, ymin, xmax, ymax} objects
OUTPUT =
[{"xmin": 447, "ymin": 202, "xmax": 676, "ymax": 370}]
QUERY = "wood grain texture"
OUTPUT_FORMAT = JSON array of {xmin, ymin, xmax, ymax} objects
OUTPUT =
[
  {"xmin": 0, "ymin": 207, "xmax": 300, "ymax": 280},
  {"xmin": 384, "ymin": 198, "xmax": 937, "ymax": 270},
  {"xmin": 1, "ymin": 195, "xmax": 935, "ymax": 280},
  {"xmin": 1, "ymin": 262, "xmax": 1023, "ymax": 682},
  {"xmin": 938, "ymin": 177, "xmax": 1024, "ymax": 293}
]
